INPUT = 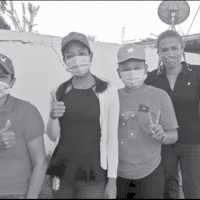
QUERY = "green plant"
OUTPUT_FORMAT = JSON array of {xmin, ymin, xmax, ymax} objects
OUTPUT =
[{"xmin": 0, "ymin": 0, "xmax": 40, "ymax": 33}]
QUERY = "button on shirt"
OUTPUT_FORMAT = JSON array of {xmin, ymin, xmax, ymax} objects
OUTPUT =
[{"xmin": 145, "ymin": 62, "xmax": 200, "ymax": 144}]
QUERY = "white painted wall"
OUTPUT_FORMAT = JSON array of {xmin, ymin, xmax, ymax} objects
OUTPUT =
[{"xmin": 0, "ymin": 30, "xmax": 200, "ymax": 154}]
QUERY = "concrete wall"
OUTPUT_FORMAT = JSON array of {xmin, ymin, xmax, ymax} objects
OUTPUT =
[{"xmin": 0, "ymin": 29, "xmax": 200, "ymax": 154}]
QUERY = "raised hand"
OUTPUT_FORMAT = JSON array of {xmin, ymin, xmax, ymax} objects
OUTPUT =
[
  {"xmin": 50, "ymin": 92, "xmax": 66, "ymax": 119},
  {"xmin": 0, "ymin": 120, "xmax": 16, "ymax": 149},
  {"xmin": 148, "ymin": 111, "xmax": 164, "ymax": 142}
]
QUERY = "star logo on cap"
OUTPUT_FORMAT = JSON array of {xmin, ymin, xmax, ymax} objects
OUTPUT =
[
  {"xmin": 0, "ymin": 56, "xmax": 6, "ymax": 62},
  {"xmin": 127, "ymin": 46, "xmax": 135, "ymax": 54}
]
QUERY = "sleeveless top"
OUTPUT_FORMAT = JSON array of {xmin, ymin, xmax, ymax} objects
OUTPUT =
[{"xmin": 47, "ymin": 82, "xmax": 107, "ymax": 183}]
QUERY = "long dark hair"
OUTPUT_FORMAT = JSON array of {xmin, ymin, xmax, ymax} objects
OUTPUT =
[
  {"xmin": 93, "ymin": 75, "xmax": 108, "ymax": 93},
  {"xmin": 56, "ymin": 75, "xmax": 108, "ymax": 101}
]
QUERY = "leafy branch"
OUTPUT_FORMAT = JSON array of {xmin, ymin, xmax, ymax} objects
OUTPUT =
[{"xmin": 0, "ymin": 0, "xmax": 40, "ymax": 33}]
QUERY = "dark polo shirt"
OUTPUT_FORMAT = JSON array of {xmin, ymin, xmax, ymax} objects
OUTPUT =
[
  {"xmin": 0, "ymin": 95, "xmax": 44, "ymax": 196},
  {"xmin": 145, "ymin": 62, "xmax": 200, "ymax": 144}
]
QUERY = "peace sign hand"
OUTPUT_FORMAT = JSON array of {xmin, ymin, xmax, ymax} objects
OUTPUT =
[{"xmin": 148, "ymin": 111, "xmax": 164, "ymax": 143}]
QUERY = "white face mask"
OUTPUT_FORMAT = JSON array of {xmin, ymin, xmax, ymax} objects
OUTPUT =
[
  {"xmin": 0, "ymin": 81, "xmax": 10, "ymax": 98},
  {"xmin": 64, "ymin": 56, "xmax": 92, "ymax": 76},
  {"xmin": 159, "ymin": 50, "xmax": 182, "ymax": 68},
  {"xmin": 161, "ymin": 56, "xmax": 181, "ymax": 67},
  {"xmin": 120, "ymin": 69, "xmax": 147, "ymax": 89}
]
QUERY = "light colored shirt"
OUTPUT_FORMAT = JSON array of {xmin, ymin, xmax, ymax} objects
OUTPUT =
[
  {"xmin": 46, "ymin": 78, "xmax": 120, "ymax": 178},
  {"xmin": 118, "ymin": 85, "xmax": 178, "ymax": 179}
]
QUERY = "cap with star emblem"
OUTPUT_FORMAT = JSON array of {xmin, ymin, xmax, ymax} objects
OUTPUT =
[
  {"xmin": 61, "ymin": 32, "xmax": 91, "ymax": 53},
  {"xmin": 117, "ymin": 43, "xmax": 146, "ymax": 64},
  {"xmin": 0, "ymin": 53, "xmax": 15, "ymax": 75}
]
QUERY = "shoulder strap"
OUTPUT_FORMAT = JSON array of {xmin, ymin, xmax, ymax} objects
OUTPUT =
[{"xmin": 56, "ymin": 78, "xmax": 73, "ymax": 101}]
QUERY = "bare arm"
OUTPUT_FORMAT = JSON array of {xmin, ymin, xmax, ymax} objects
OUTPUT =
[
  {"xmin": 150, "ymin": 124, "xmax": 178, "ymax": 145},
  {"xmin": 46, "ymin": 90, "xmax": 65, "ymax": 142},
  {"xmin": 26, "ymin": 135, "xmax": 47, "ymax": 199},
  {"xmin": 148, "ymin": 112, "xmax": 178, "ymax": 145},
  {"xmin": 162, "ymin": 129, "xmax": 178, "ymax": 145}
]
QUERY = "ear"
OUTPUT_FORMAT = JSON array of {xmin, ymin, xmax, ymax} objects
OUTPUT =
[
  {"xmin": 10, "ymin": 77, "xmax": 16, "ymax": 88},
  {"xmin": 89, "ymin": 52, "xmax": 93, "ymax": 62},
  {"xmin": 117, "ymin": 68, "xmax": 121, "ymax": 79},
  {"xmin": 62, "ymin": 55, "xmax": 66, "ymax": 63},
  {"xmin": 181, "ymin": 46, "xmax": 185, "ymax": 54},
  {"xmin": 144, "ymin": 64, "xmax": 148, "ymax": 73},
  {"xmin": 157, "ymin": 51, "xmax": 162, "ymax": 62}
]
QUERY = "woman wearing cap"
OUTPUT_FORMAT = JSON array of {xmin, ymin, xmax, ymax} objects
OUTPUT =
[
  {"xmin": 46, "ymin": 32, "xmax": 119, "ymax": 199},
  {"xmin": 116, "ymin": 43, "xmax": 178, "ymax": 199},
  {"xmin": 145, "ymin": 30, "xmax": 200, "ymax": 199}
]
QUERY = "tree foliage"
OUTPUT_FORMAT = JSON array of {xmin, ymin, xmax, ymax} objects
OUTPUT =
[
  {"xmin": 0, "ymin": 0, "xmax": 40, "ymax": 33},
  {"xmin": 0, "ymin": 0, "xmax": 7, "ymax": 14},
  {"xmin": 0, "ymin": 15, "xmax": 11, "ymax": 30},
  {"xmin": 0, "ymin": 1, "xmax": 11, "ymax": 30}
]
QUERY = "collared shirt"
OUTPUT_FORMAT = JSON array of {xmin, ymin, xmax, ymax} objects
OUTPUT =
[
  {"xmin": 145, "ymin": 62, "xmax": 200, "ymax": 144},
  {"xmin": 0, "ymin": 95, "xmax": 44, "ymax": 196}
]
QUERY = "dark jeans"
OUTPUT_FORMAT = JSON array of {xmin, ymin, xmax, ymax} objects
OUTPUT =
[
  {"xmin": 51, "ymin": 176, "xmax": 106, "ymax": 199},
  {"xmin": 117, "ymin": 163, "xmax": 164, "ymax": 199},
  {"xmin": 162, "ymin": 143, "xmax": 200, "ymax": 199}
]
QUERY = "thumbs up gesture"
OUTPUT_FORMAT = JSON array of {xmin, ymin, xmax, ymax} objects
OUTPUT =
[
  {"xmin": 0, "ymin": 120, "xmax": 16, "ymax": 149},
  {"xmin": 148, "ymin": 111, "xmax": 164, "ymax": 143},
  {"xmin": 50, "ymin": 92, "xmax": 66, "ymax": 119}
]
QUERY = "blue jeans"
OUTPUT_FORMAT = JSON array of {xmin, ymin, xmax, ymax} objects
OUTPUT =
[{"xmin": 162, "ymin": 143, "xmax": 200, "ymax": 199}]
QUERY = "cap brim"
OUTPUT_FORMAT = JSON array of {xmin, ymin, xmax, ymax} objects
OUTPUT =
[
  {"xmin": 0, "ymin": 63, "xmax": 11, "ymax": 74},
  {"xmin": 118, "ymin": 57, "xmax": 145, "ymax": 64}
]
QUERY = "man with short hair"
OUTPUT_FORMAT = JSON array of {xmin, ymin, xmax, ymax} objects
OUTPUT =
[{"xmin": 0, "ymin": 53, "xmax": 47, "ymax": 199}]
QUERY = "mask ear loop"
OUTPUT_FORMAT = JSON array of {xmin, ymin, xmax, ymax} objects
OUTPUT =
[
  {"xmin": 182, "ymin": 44, "xmax": 192, "ymax": 71},
  {"xmin": 157, "ymin": 57, "xmax": 163, "ymax": 75}
]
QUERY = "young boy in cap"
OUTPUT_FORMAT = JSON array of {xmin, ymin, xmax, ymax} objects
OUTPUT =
[
  {"xmin": 116, "ymin": 44, "xmax": 178, "ymax": 199},
  {"xmin": 46, "ymin": 32, "xmax": 119, "ymax": 199},
  {"xmin": 0, "ymin": 53, "xmax": 47, "ymax": 199}
]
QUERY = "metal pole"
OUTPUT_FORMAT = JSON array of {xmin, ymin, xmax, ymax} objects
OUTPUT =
[{"xmin": 187, "ymin": 5, "xmax": 200, "ymax": 35}]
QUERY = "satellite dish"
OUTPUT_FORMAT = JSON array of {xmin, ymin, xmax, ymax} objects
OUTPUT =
[{"xmin": 158, "ymin": 1, "xmax": 190, "ymax": 30}]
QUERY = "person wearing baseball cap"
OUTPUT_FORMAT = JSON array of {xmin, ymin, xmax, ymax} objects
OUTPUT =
[
  {"xmin": 0, "ymin": 53, "xmax": 15, "ymax": 75},
  {"xmin": 0, "ymin": 53, "xmax": 47, "ymax": 199},
  {"xmin": 61, "ymin": 31, "xmax": 92, "ymax": 54},
  {"xmin": 46, "ymin": 32, "xmax": 119, "ymax": 199},
  {"xmin": 0, "ymin": 53, "xmax": 16, "ymax": 99},
  {"xmin": 116, "ymin": 44, "xmax": 178, "ymax": 199}
]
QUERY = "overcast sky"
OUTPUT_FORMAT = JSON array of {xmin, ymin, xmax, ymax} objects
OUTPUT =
[{"xmin": 4, "ymin": 1, "xmax": 200, "ymax": 43}]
